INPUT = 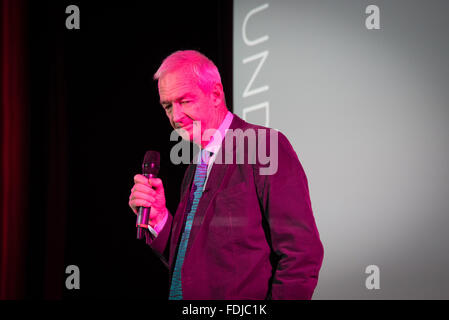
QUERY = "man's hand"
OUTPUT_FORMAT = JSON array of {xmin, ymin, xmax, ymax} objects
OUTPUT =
[{"xmin": 129, "ymin": 174, "xmax": 168, "ymax": 227}]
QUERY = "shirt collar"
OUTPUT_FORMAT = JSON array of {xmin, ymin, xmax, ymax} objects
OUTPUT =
[{"xmin": 203, "ymin": 111, "xmax": 234, "ymax": 154}]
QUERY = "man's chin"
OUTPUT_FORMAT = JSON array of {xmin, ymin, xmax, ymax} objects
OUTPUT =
[{"xmin": 175, "ymin": 127, "xmax": 194, "ymax": 142}]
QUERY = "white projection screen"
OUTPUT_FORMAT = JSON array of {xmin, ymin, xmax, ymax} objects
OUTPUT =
[{"xmin": 233, "ymin": 0, "xmax": 449, "ymax": 299}]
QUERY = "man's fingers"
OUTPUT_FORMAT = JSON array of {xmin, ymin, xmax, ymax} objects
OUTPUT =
[
  {"xmin": 133, "ymin": 175, "xmax": 164, "ymax": 193},
  {"xmin": 129, "ymin": 198, "xmax": 152, "ymax": 210},
  {"xmin": 132, "ymin": 183, "xmax": 156, "ymax": 196},
  {"xmin": 148, "ymin": 178, "xmax": 164, "ymax": 190},
  {"xmin": 134, "ymin": 174, "xmax": 150, "ymax": 185},
  {"xmin": 129, "ymin": 175, "xmax": 165, "ymax": 216},
  {"xmin": 130, "ymin": 191, "xmax": 155, "ymax": 203}
]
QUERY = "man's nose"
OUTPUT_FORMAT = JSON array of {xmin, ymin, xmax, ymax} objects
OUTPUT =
[{"xmin": 171, "ymin": 102, "xmax": 184, "ymax": 123}]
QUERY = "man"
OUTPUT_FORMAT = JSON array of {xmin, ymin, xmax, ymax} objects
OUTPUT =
[{"xmin": 128, "ymin": 50, "xmax": 324, "ymax": 299}]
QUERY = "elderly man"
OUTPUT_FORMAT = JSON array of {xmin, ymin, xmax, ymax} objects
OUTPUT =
[{"xmin": 128, "ymin": 50, "xmax": 323, "ymax": 300}]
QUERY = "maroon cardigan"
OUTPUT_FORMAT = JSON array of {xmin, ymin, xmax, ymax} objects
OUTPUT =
[{"xmin": 148, "ymin": 115, "xmax": 324, "ymax": 300}]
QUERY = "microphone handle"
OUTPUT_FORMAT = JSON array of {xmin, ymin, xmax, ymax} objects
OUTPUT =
[{"xmin": 136, "ymin": 173, "xmax": 156, "ymax": 239}]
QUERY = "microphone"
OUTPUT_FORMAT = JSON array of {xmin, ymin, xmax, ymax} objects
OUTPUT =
[{"xmin": 136, "ymin": 150, "xmax": 160, "ymax": 241}]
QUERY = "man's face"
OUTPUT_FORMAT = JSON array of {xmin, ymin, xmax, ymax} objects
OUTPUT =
[{"xmin": 158, "ymin": 70, "xmax": 214, "ymax": 143}]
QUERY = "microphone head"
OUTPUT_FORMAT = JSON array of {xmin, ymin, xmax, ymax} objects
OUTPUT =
[{"xmin": 142, "ymin": 150, "xmax": 160, "ymax": 176}]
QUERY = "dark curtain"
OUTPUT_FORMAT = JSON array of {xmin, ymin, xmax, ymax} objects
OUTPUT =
[
  {"xmin": 1, "ymin": 0, "xmax": 69, "ymax": 299},
  {"xmin": 0, "ymin": 0, "xmax": 28, "ymax": 299},
  {"xmin": 1, "ymin": 0, "xmax": 232, "ymax": 299}
]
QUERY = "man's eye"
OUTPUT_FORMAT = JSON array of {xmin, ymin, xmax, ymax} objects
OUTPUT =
[{"xmin": 181, "ymin": 100, "xmax": 190, "ymax": 104}]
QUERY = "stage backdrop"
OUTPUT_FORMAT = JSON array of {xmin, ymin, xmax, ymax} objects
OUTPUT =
[{"xmin": 234, "ymin": 0, "xmax": 449, "ymax": 299}]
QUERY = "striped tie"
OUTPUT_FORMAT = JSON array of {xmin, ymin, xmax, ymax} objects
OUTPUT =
[{"xmin": 169, "ymin": 149, "xmax": 211, "ymax": 300}]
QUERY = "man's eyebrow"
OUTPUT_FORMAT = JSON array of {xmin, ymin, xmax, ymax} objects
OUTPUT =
[
  {"xmin": 177, "ymin": 93, "xmax": 195, "ymax": 101},
  {"xmin": 160, "ymin": 94, "xmax": 194, "ymax": 105},
  {"xmin": 182, "ymin": 93, "xmax": 195, "ymax": 98}
]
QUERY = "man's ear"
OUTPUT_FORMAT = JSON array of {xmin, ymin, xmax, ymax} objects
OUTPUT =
[{"xmin": 211, "ymin": 83, "xmax": 224, "ymax": 107}]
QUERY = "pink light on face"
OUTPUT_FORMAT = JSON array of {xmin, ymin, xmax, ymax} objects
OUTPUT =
[
  {"xmin": 154, "ymin": 50, "xmax": 228, "ymax": 148},
  {"xmin": 158, "ymin": 69, "xmax": 217, "ymax": 147}
]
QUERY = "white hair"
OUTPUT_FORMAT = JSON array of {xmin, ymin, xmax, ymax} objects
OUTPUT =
[{"xmin": 153, "ymin": 50, "xmax": 222, "ymax": 94}]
